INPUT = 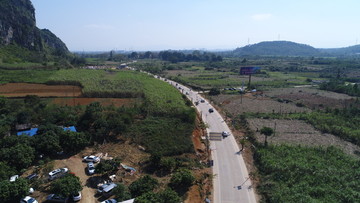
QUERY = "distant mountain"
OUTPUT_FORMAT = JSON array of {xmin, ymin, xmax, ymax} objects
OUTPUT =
[
  {"xmin": 233, "ymin": 41, "xmax": 320, "ymax": 57},
  {"xmin": 320, "ymin": 45, "xmax": 360, "ymax": 56},
  {"xmin": 0, "ymin": 0, "xmax": 70, "ymax": 63}
]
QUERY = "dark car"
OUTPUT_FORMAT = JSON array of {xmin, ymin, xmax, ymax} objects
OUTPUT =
[
  {"xmin": 26, "ymin": 173, "xmax": 38, "ymax": 181},
  {"xmin": 46, "ymin": 194, "xmax": 69, "ymax": 203},
  {"xmin": 208, "ymin": 108, "xmax": 214, "ymax": 113}
]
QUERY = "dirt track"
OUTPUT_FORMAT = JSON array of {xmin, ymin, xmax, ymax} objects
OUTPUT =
[{"xmin": 55, "ymin": 155, "xmax": 97, "ymax": 203}]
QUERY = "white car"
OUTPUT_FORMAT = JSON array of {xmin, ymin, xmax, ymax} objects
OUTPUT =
[
  {"xmin": 72, "ymin": 192, "xmax": 82, "ymax": 201},
  {"xmin": 222, "ymin": 131, "xmax": 230, "ymax": 138},
  {"xmin": 48, "ymin": 168, "xmax": 69, "ymax": 180},
  {"xmin": 10, "ymin": 175, "xmax": 19, "ymax": 182},
  {"xmin": 83, "ymin": 155, "xmax": 100, "ymax": 163},
  {"xmin": 101, "ymin": 199, "xmax": 117, "ymax": 203},
  {"xmin": 87, "ymin": 162, "xmax": 95, "ymax": 175},
  {"xmin": 20, "ymin": 196, "xmax": 38, "ymax": 203}
]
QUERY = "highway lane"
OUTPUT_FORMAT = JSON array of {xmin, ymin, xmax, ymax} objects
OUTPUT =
[{"xmin": 158, "ymin": 76, "xmax": 257, "ymax": 203}]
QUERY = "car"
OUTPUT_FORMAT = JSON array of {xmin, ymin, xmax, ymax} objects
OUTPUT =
[
  {"xmin": 200, "ymin": 99, "xmax": 205, "ymax": 103},
  {"xmin": 72, "ymin": 192, "xmax": 82, "ymax": 201},
  {"xmin": 10, "ymin": 175, "xmax": 19, "ymax": 182},
  {"xmin": 48, "ymin": 168, "xmax": 68, "ymax": 180},
  {"xmin": 83, "ymin": 155, "xmax": 100, "ymax": 163},
  {"xmin": 97, "ymin": 183, "xmax": 113, "ymax": 194},
  {"xmin": 26, "ymin": 173, "xmax": 38, "ymax": 180},
  {"xmin": 102, "ymin": 183, "xmax": 118, "ymax": 197},
  {"xmin": 87, "ymin": 162, "xmax": 95, "ymax": 175},
  {"xmin": 222, "ymin": 131, "xmax": 230, "ymax": 138},
  {"xmin": 46, "ymin": 194, "xmax": 69, "ymax": 203},
  {"xmin": 20, "ymin": 196, "xmax": 38, "ymax": 203},
  {"xmin": 100, "ymin": 199, "xmax": 117, "ymax": 203},
  {"xmin": 208, "ymin": 108, "xmax": 214, "ymax": 113}
]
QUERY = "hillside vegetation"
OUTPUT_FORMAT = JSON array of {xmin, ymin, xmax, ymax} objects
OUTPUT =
[
  {"xmin": 0, "ymin": 0, "xmax": 71, "ymax": 66},
  {"xmin": 233, "ymin": 41, "xmax": 320, "ymax": 56}
]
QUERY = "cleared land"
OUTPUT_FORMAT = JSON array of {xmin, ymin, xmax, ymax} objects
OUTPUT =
[
  {"xmin": 51, "ymin": 98, "xmax": 140, "ymax": 107},
  {"xmin": 211, "ymin": 93, "xmax": 310, "ymax": 115},
  {"xmin": 0, "ymin": 83, "xmax": 82, "ymax": 97},
  {"xmin": 266, "ymin": 87, "xmax": 355, "ymax": 109},
  {"xmin": 248, "ymin": 118, "xmax": 360, "ymax": 156}
]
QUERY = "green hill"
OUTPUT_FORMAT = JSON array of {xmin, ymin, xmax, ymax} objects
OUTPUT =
[
  {"xmin": 320, "ymin": 45, "xmax": 360, "ymax": 56},
  {"xmin": 0, "ymin": 0, "xmax": 70, "ymax": 65},
  {"xmin": 233, "ymin": 41, "xmax": 320, "ymax": 56}
]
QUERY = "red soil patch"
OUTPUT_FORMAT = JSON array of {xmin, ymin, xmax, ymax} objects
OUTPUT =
[
  {"xmin": 52, "ymin": 98, "xmax": 140, "ymax": 107},
  {"xmin": 0, "ymin": 83, "xmax": 82, "ymax": 97}
]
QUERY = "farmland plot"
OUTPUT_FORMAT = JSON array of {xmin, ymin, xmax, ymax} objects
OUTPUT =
[
  {"xmin": 266, "ymin": 87, "xmax": 355, "ymax": 109},
  {"xmin": 248, "ymin": 118, "xmax": 360, "ymax": 156},
  {"xmin": 0, "ymin": 83, "xmax": 82, "ymax": 97},
  {"xmin": 211, "ymin": 93, "xmax": 310, "ymax": 115}
]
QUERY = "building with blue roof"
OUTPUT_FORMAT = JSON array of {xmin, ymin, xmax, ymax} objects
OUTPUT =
[{"xmin": 17, "ymin": 126, "xmax": 77, "ymax": 136}]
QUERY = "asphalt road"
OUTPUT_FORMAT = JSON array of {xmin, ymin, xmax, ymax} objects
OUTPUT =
[{"xmin": 156, "ymin": 76, "xmax": 257, "ymax": 203}]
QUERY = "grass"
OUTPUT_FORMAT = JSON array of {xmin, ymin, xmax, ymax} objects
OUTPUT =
[{"xmin": 0, "ymin": 69, "xmax": 55, "ymax": 84}]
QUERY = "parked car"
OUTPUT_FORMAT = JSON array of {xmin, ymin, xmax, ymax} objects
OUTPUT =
[
  {"xmin": 72, "ymin": 192, "xmax": 81, "ymax": 201},
  {"xmin": 10, "ymin": 175, "xmax": 19, "ymax": 182},
  {"xmin": 46, "ymin": 194, "xmax": 69, "ymax": 203},
  {"xmin": 87, "ymin": 162, "xmax": 95, "ymax": 175},
  {"xmin": 102, "ymin": 183, "xmax": 118, "ymax": 197},
  {"xmin": 48, "ymin": 168, "xmax": 68, "ymax": 180},
  {"xmin": 97, "ymin": 183, "xmax": 113, "ymax": 194},
  {"xmin": 20, "ymin": 196, "xmax": 38, "ymax": 203},
  {"xmin": 222, "ymin": 131, "xmax": 230, "ymax": 138},
  {"xmin": 26, "ymin": 173, "xmax": 38, "ymax": 181},
  {"xmin": 100, "ymin": 199, "xmax": 117, "ymax": 203},
  {"xmin": 83, "ymin": 155, "xmax": 100, "ymax": 163},
  {"xmin": 208, "ymin": 108, "xmax": 214, "ymax": 113}
]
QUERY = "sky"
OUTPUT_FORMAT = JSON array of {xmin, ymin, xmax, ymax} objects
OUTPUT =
[{"xmin": 31, "ymin": 0, "xmax": 360, "ymax": 51}]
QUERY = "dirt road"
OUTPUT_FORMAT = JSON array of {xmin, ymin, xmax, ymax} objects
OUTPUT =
[{"xmin": 56, "ymin": 155, "xmax": 97, "ymax": 203}]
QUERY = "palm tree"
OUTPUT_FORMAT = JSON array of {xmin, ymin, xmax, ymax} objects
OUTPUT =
[{"xmin": 260, "ymin": 127, "xmax": 274, "ymax": 146}]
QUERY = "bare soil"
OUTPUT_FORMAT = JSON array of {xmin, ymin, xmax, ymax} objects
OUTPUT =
[
  {"xmin": 52, "ymin": 98, "xmax": 140, "ymax": 107},
  {"xmin": 248, "ymin": 118, "xmax": 360, "ymax": 156},
  {"xmin": 266, "ymin": 87, "xmax": 356, "ymax": 109},
  {"xmin": 210, "ymin": 92, "xmax": 310, "ymax": 115},
  {"xmin": 0, "ymin": 83, "xmax": 82, "ymax": 97}
]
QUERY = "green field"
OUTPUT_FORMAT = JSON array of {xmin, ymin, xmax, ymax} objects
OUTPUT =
[{"xmin": 256, "ymin": 145, "xmax": 360, "ymax": 203}]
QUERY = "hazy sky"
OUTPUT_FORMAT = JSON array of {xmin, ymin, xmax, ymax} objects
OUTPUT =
[{"xmin": 31, "ymin": 0, "xmax": 360, "ymax": 51}]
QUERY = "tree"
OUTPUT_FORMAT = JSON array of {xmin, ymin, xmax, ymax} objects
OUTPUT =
[
  {"xmin": 169, "ymin": 169, "xmax": 195, "ymax": 189},
  {"xmin": 240, "ymin": 138, "xmax": 247, "ymax": 152},
  {"xmin": 0, "ymin": 178, "xmax": 29, "ymax": 203},
  {"xmin": 134, "ymin": 192, "xmax": 160, "ymax": 203},
  {"xmin": 113, "ymin": 183, "xmax": 131, "ymax": 201},
  {"xmin": 159, "ymin": 188, "xmax": 181, "ymax": 203},
  {"xmin": 160, "ymin": 157, "xmax": 176, "ymax": 173},
  {"xmin": 209, "ymin": 88, "xmax": 220, "ymax": 96},
  {"xmin": 60, "ymin": 131, "xmax": 89, "ymax": 154},
  {"xmin": 0, "ymin": 162, "xmax": 16, "ymax": 181},
  {"xmin": 129, "ymin": 175, "xmax": 159, "ymax": 197},
  {"xmin": 51, "ymin": 174, "xmax": 82, "ymax": 197},
  {"xmin": 260, "ymin": 127, "xmax": 274, "ymax": 146},
  {"xmin": 34, "ymin": 131, "xmax": 62, "ymax": 156},
  {"xmin": 0, "ymin": 143, "xmax": 35, "ymax": 170},
  {"xmin": 95, "ymin": 159, "xmax": 120, "ymax": 175}
]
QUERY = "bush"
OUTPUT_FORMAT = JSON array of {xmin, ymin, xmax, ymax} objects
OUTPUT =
[
  {"xmin": 129, "ymin": 175, "xmax": 159, "ymax": 197},
  {"xmin": 50, "ymin": 174, "xmax": 82, "ymax": 197},
  {"xmin": 169, "ymin": 169, "xmax": 195, "ymax": 189}
]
